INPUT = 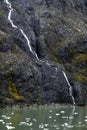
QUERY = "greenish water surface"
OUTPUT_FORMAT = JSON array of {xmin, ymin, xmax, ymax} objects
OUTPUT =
[{"xmin": 0, "ymin": 104, "xmax": 87, "ymax": 130}]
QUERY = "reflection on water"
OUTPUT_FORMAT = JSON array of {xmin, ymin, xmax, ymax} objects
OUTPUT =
[{"xmin": 0, "ymin": 104, "xmax": 87, "ymax": 130}]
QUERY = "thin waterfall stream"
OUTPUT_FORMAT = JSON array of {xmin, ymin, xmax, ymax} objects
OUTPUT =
[
  {"xmin": 4, "ymin": 0, "xmax": 75, "ymax": 105},
  {"xmin": 5, "ymin": 0, "xmax": 39, "ymax": 61},
  {"xmin": 62, "ymin": 71, "xmax": 76, "ymax": 105}
]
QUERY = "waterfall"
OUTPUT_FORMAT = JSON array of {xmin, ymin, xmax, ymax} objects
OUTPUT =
[
  {"xmin": 8, "ymin": 8, "xmax": 17, "ymax": 28},
  {"xmin": 4, "ymin": 0, "xmax": 75, "ymax": 105},
  {"xmin": 20, "ymin": 29, "xmax": 39, "ymax": 61},
  {"xmin": 62, "ymin": 71, "xmax": 75, "ymax": 105},
  {"xmin": 4, "ymin": 0, "xmax": 39, "ymax": 61}
]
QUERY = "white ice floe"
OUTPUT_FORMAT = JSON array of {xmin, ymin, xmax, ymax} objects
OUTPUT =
[
  {"xmin": 19, "ymin": 122, "xmax": 32, "ymax": 126},
  {"xmin": 11, "ymin": 113, "xmax": 14, "ymax": 115},
  {"xmin": 39, "ymin": 123, "xmax": 44, "ymax": 129},
  {"xmin": 56, "ymin": 113, "xmax": 60, "ymax": 116},
  {"xmin": 0, "ymin": 119, "xmax": 4, "ymax": 122},
  {"xmin": 5, "ymin": 125, "xmax": 15, "ymax": 130},
  {"xmin": 62, "ymin": 116, "xmax": 68, "ymax": 119},
  {"xmin": 74, "ymin": 112, "xmax": 78, "ymax": 115},
  {"xmin": 44, "ymin": 124, "xmax": 49, "ymax": 127},
  {"xmin": 60, "ymin": 111, "xmax": 65, "ymax": 114},
  {"xmin": 2, "ymin": 115, "xmax": 11, "ymax": 119},
  {"xmin": 48, "ymin": 116, "xmax": 52, "ymax": 118},
  {"xmin": 6, "ymin": 122, "xmax": 12, "ymax": 125},
  {"xmin": 33, "ymin": 119, "xmax": 37, "ymax": 122}
]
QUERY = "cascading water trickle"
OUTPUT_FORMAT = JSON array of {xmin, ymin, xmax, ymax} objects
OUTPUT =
[
  {"xmin": 8, "ymin": 8, "xmax": 17, "ymax": 28},
  {"xmin": 4, "ymin": 0, "xmax": 39, "ymax": 61},
  {"xmin": 20, "ymin": 29, "xmax": 39, "ymax": 61},
  {"xmin": 4, "ymin": 0, "xmax": 75, "ymax": 105},
  {"xmin": 62, "ymin": 71, "xmax": 75, "ymax": 105}
]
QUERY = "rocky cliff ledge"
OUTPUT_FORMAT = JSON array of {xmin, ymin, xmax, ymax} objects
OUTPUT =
[{"xmin": 0, "ymin": 0, "xmax": 87, "ymax": 106}]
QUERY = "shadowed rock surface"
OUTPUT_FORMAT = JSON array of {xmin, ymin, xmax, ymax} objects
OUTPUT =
[{"xmin": 0, "ymin": 0, "xmax": 87, "ymax": 105}]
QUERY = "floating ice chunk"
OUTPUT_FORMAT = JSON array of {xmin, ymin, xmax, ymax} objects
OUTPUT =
[
  {"xmin": 60, "ymin": 111, "xmax": 65, "ymax": 114},
  {"xmin": 2, "ymin": 115, "xmax": 11, "ymax": 119},
  {"xmin": 39, "ymin": 123, "xmax": 44, "ymax": 128},
  {"xmin": 68, "ymin": 125, "xmax": 74, "ymax": 128},
  {"xmin": 64, "ymin": 123, "xmax": 68, "ymax": 126},
  {"xmin": 5, "ymin": 117, "xmax": 11, "ymax": 120},
  {"xmin": 19, "ymin": 122, "xmax": 26, "ymax": 125},
  {"xmin": 28, "ymin": 122, "xmax": 32, "ymax": 126},
  {"xmin": 78, "ymin": 122, "xmax": 82, "ymax": 124},
  {"xmin": 25, "ymin": 118, "xmax": 30, "ymax": 122},
  {"xmin": 2, "ymin": 121, "xmax": 5, "ymax": 124},
  {"xmin": 53, "ymin": 125, "xmax": 57, "ymax": 127},
  {"xmin": 33, "ymin": 119, "xmax": 37, "ymax": 122},
  {"xmin": 19, "ymin": 122, "xmax": 32, "ymax": 126},
  {"xmin": 0, "ymin": 119, "xmax": 5, "ymax": 124},
  {"xmin": 49, "ymin": 116, "xmax": 52, "ymax": 118},
  {"xmin": 5, "ymin": 125, "xmax": 15, "ymax": 130},
  {"xmin": 69, "ymin": 116, "xmax": 74, "ymax": 119},
  {"xmin": 2, "ymin": 115, "xmax": 6, "ymax": 118},
  {"xmin": 6, "ymin": 122, "xmax": 12, "ymax": 125},
  {"xmin": 0, "ymin": 119, "xmax": 3, "ymax": 122},
  {"xmin": 62, "ymin": 116, "xmax": 68, "ymax": 119},
  {"xmin": 44, "ymin": 124, "xmax": 49, "ymax": 127},
  {"xmin": 61, "ymin": 124, "xmax": 64, "ymax": 127},
  {"xmin": 11, "ymin": 113, "xmax": 14, "ymax": 115},
  {"xmin": 74, "ymin": 112, "xmax": 78, "ymax": 115},
  {"xmin": 56, "ymin": 113, "xmax": 60, "ymax": 116}
]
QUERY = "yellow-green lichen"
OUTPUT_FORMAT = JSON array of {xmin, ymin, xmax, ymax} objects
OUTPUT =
[
  {"xmin": 5, "ymin": 97, "xmax": 13, "ymax": 102},
  {"xmin": 72, "ymin": 54, "xmax": 87, "ymax": 63},
  {"xmin": 46, "ymin": 46, "xmax": 58, "ymax": 62},
  {"xmin": 44, "ymin": 34, "xmax": 65, "ymax": 62},
  {"xmin": 73, "ymin": 73, "xmax": 87, "ymax": 82},
  {"xmin": 70, "ymin": 54, "xmax": 87, "ymax": 82},
  {"xmin": 8, "ymin": 80, "xmax": 24, "ymax": 100},
  {"xmin": 78, "ymin": 68, "xmax": 86, "ymax": 73}
]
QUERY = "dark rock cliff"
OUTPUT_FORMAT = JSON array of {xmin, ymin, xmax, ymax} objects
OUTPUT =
[{"xmin": 0, "ymin": 0, "xmax": 87, "ymax": 105}]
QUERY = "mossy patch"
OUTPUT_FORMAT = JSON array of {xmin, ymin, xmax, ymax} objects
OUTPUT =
[
  {"xmin": 44, "ymin": 32, "xmax": 65, "ymax": 62},
  {"xmin": 72, "ymin": 54, "xmax": 87, "ymax": 63},
  {"xmin": 46, "ymin": 45, "xmax": 58, "ymax": 62},
  {"xmin": 8, "ymin": 80, "xmax": 24, "ymax": 100},
  {"xmin": 71, "ymin": 54, "xmax": 87, "ymax": 81},
  {"xmin": 73, "ymin": 73, "xmax": 87, "ymax": 82}
]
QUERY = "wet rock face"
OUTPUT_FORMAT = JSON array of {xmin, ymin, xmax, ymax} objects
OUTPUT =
[{"xmin": 0, "ymin": 0, "xmax": 87, "ymax": 105}]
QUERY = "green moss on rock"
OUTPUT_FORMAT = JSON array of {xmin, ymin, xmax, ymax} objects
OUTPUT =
[
  {"xmin": 73, "ymin": 73, "xmax": 87, "ymax": 82},
  {"xmin": 46, "ymin": 46, "xmax": 58, "ymax": 62},
  {"xmin": 8, "ymin": 79, "xmax": 24, "ymax": 100},
  {"xmin": 72, "ymin": 54, "xmax": 87, "ymax": 63}
]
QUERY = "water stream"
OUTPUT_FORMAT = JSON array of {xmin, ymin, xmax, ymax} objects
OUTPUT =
[
  {"xmin": 5, "ymin": 0, "xmax": 39, "ymax": 61},
  {"xmin": 62, "ymin": 71, "xmax": 75, "ymax": 105},
  {"xmin": 4, "ymin": 0, "xmax": 75, "ymax": 105}
]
